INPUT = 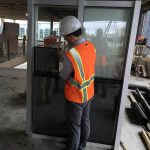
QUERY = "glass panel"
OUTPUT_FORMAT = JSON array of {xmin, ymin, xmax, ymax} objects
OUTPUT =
[
  {"xmin": 32, "ymin": 6, "xmax": 132, "ymax": 146},
  {"xmin": 83, "ymin": 7, "xmax": 132, "ymax": 79},
  {"xmin": 83, "ymin": 7, "xmax": 132, "ymax": 145},
  {"xmin": 32, "ymin": 6, "xmax": 78, "ymax": 136},
  {"xmin": 33, "ymin": 47, "xmax": 66, "ymax": 136},
  {"xmin": 36, "ymin": 6, "xmax": 78, "ymax": 46},
  {"xmin": 33, "ymin": 76, "xmax": 67, "ymax": 137},
  {"xmin": 90, "ymin": 79, "xmax": 122, "ymax": 144}
]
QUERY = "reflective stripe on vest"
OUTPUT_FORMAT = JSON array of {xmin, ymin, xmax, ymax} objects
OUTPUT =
[
  {"xmin": 69, "ymin": 48, "xmax": 85, "ymax": 81},
  {"xmin": 69, "ymin": 48, "xmax": 94, "ymax": 102},
  {"xmin": 68, "ymin": 74, "xmax": 95, "ymax": 90}
]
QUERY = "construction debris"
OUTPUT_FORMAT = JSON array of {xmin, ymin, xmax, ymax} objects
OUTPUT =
[
  {"xmin": 120, "ymin": 141, "xmax": 127, "ymax": 150},
  {"xmin": 141, "ymin": 130, "xmax": 150, "ymax": 150}
]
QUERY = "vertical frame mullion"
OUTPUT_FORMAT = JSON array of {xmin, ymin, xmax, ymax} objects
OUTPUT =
[{"xmin": 114, "ymin": 1, "xmax": 141, "ymax": 150}]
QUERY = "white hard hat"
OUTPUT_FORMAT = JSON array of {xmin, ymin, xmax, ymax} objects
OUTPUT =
[{"xmin": 59, "ymin": 16, "xmax": 82, "ymax": 36}]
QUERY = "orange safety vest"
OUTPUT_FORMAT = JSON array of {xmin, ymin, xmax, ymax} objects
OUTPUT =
[{"xmin": 65, "ymin": 40, "xmax": 96, "ymax": 103}]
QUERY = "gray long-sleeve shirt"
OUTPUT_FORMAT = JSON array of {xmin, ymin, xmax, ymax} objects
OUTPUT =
[{"xmin": 59, "ymin": 38, "xmax": 86, "ymax": 80}]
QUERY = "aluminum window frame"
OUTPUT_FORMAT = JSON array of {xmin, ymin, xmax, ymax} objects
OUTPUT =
[
  {"xmin": 78, "ymin": 0, "xmax": 141, "ymax": 149},
  {"xmin": 27, "ymin": 1, "xmax": 141, "ymax": 150}
]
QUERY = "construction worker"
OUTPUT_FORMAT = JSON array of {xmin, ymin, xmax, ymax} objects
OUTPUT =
[
  {"xmin": 94, "ymin": 28, "xmax": 107, "ymax": 97},
  {"xmin": 58, "ymin": 16, "xmax": 96, "ymax": 150}
]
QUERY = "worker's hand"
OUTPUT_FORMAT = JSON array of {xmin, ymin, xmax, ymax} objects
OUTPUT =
[
  {"xmin": 56, "ymin": 41, "xmax": 64, "ymax": 56},
  {"xmin": 57, "ymin": 47, "xmax": 65, "ymax": 58}
]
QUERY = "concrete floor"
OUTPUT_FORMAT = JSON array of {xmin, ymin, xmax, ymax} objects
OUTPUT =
[{"xmin": 0, "ymin": 67, "xmax": 149, "ymax": 150}]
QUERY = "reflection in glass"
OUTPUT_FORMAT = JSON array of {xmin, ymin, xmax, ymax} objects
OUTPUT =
[
  {"xmin": 89, "ymin": 79, "xmax": 122, "ymax": 144},
  {"xmin": 33, "ymin": 77, "xmax": 67, "ymax": 137},
  {"xmin": 31, "ymin": 6, "xmax": 132, "ymax": 146},
  {"xmin": 32, "ymin": 5, "xmax": 78, "ymax": 138},
  {"xmin": 36, "ymin": 6, "xmax": 78, "ymax": 46},
  {"xmin": 32, "ymin": 47, "xmax": 67, "ymax": 136},
  {"xmin": 36, "ymin": 77, "xmax": 55, "ymax": 106},
  {"xmin": 83, "ymin": 7, "xmax": 132, "ymax": 145},
  {"xmin": 83, "ymin": 8, "xmax": 131, "ymax": 79}
]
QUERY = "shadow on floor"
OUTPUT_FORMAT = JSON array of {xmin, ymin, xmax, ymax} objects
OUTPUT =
[{"xmin": 8, "ymin": 92, "xmax": 26, "ymax": 108}]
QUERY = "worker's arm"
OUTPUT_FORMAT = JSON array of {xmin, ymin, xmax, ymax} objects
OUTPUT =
[{"xmin": 59, "ymin": 54, "xmax": 73, "ymax": 80}]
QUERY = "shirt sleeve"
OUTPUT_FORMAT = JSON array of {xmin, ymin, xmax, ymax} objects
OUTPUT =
[{"xmin": 59, "ymin": 54, "xmax": 73, "ymax": 80}]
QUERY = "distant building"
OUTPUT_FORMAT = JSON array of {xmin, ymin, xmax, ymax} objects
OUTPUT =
[
  {"xmin": 0, "ymin": 18, "xmax": 60, "ymax": 40},
  {"xmin": 38, "ymin": 21, "xmax": 59, "ymax": 40}
]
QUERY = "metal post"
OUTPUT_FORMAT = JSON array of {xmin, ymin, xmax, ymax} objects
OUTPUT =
[
  {"xmin": 26, "ymin": 0, "xmax": 35, "ymax": 136},
  {"xmin": 78, "ymin": 0, "xmax": 84, "ymax": 24},
  {"xmin": 23, "ymin": 35, "xmax": 26, "ymax": 56},
  {"xmin": 7, "ymin": 39, "xmax": 10, "ymax": 60},
  {"xmin": 114, "ymin": 1, "xmax": 141, "ymax": 149},
  {"xmin": 34, "ymin": 6, "xmax": 39, "ymax": 46},
  {"xmin": 50, "ymin": 16, "xmax": 53, "ymax": 34}
]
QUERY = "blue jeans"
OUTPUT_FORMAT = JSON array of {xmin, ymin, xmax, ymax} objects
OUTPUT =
[{"xmin": 65, "ymin": 100, "xmax": 91, "ymax": 150}]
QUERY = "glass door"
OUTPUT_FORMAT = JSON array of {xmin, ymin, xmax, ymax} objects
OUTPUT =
[
  {"xmin": 27, "ymin": 0, "xmax": 141, "ymax": 149},
  {"xmin": 83, "ymin": 7, "xmax": 131, "ymax": 79},
  {"xmin": 81, "ymin": 4, "xmax": 132, "ymax": 145},
  {"xmin": 32, "ymin": 6, "xmax": 78, "ymax": 137}
]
